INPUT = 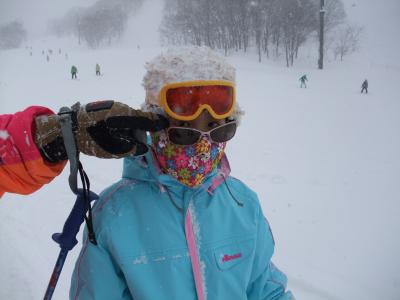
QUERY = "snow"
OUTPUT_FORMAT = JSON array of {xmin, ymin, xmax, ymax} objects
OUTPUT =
[
  {"xmin": 0, "ymin": 130, "xmax": 9, "ymax": 140},
  {"xmin": 24, "ymin": 131, "xmax": 30, "ymax": 146},
  {"xmin": 1, "ymin": 0, "xmax": 400, "ymax": 299},
  {"xmin": 132, "ymin": 256, "xmax": 148, "ymax": 265},
  {"xmin": 153, "ymin": 256, "xmax": 166, "ymax": 262}
]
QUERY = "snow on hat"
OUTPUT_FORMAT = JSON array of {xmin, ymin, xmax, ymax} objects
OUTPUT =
[{"xmin": 142, "ymin": 46, "xmax": 244, "ymax": 122}]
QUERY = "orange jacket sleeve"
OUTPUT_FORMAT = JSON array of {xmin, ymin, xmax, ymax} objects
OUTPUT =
[{"xmin": 0, "ymin": 106, "xmax": 66, "ymax": 197}]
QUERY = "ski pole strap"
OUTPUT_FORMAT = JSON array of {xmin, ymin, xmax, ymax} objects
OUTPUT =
[
  {"xmin": 77, "ymin": 162, "xmax": 97, "ymax": 245},
  {"xmin": 58, "ymin": 103, "xmax": 80, "ymax": 194},
  {"xmin": 58, "ymin": 103, "xmax": 97, "ymax": 245}
]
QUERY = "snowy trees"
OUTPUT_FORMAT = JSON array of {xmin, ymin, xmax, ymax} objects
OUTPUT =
[
  {"xmin": 0, "ymin": 21, "xmax": 27, "ymax": 50},
  {"xmin": 160, "ymin": 0, "xmax": 354, "ymax": 66},
  {"xmin": 322, "ymin": 0, "xmax": 346, "ymax": 33},
  {"xmin": 161, "ymin": 0, "xmax": 253, "ymax": 54},
  {"xmin": 50, "ymin": 0, "xmax": 143, "ymax": 48},
  {"xmin": 160, "ymin": 0, "xmax": 321, "ymax": 64},
  {"xmin": 333, "ymin": 24, "xmax": 363, "ymax": 61},
  {"xmin": 280, "ymin": 0, "xmax": 317, "ymax": 67},
  {"xmin": 79, "ymin": 1, "xmax": 129, "ymax": 48},
  {"xmin": 315, "ymin": 0, "xmax": 347, "ymax": 56}
]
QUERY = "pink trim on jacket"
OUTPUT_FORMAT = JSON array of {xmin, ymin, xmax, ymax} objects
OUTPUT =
[
  {"xmin": 207, "ymin": 154, "xmax": 231, "ymax": 194},
  {"xmin": 185, "ymin": 210, "xmax": 205, "ymax": 300}
]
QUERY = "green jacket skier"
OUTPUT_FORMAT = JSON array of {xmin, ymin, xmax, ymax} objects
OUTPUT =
[
  {"xmin": 71, "ymin": 65, "xmax": 78, "ymax": 79},
  {"xmin": 96, "ymin": 64, "xmax": 101, "ymax": 76},
  {"xmin": 299, "ymin": 74, "xmax": 308, "ymax": 88}
]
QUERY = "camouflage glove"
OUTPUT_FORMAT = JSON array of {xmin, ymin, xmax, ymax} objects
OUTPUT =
[{"xmin": 35, "ymin": 100, "xmax": 169, "ymax": 162}]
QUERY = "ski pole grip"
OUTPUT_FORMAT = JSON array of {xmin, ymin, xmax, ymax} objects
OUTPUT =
[{"xmin": 52, "ymin": 189, "xmax": 99, "ymax": 250}]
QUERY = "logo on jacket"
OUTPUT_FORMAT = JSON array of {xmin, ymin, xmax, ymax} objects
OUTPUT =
[{"xmin": 222, "ymin": 253, "xmax": 242, "ymax": 263}]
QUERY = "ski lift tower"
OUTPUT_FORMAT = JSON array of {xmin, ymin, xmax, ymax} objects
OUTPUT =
[{"xmin": 318, "ymin": 0, "xmax": 326, "ymax": 69}]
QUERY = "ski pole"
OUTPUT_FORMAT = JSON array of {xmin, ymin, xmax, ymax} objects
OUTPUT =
[
  {"xmin": 44, "ymin": 105, "xmax": 99, "ymax": 300},
  {"xmin": 43, "ymin": 189, "xmax": 98, "ymax": 300}
]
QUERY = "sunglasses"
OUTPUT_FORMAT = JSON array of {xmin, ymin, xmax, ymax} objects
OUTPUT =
[
  {"xmin": 160, "ymin": 80, "xmax": 236, "ymax": 121},
  {"xmin": 167, "ymin": 121, "xmax": 237, "ymax": 145}
]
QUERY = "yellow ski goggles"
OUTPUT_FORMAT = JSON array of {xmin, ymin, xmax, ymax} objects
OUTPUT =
[{"xmin": 159, "ymin": 80, "xmax": 236, "ymax": 121}]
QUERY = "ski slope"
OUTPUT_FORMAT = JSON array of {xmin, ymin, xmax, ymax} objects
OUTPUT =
[{"xmin": 1, "ymin": 0, "xmax": 400, "ymax": 299}]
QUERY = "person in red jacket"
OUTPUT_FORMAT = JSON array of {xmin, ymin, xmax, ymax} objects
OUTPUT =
[
  {"xmin": 0, "ymin": 101, "xmax": 168, "ymax": 198},
  {"xmin": 0, "ymin": 106, "xmax": 64, "ymax": 197}
]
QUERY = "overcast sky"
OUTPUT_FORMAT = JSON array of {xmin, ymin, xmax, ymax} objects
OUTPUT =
[{"xmin": 0, "ymin": 0, "xmax": 97, "ymax": 36}]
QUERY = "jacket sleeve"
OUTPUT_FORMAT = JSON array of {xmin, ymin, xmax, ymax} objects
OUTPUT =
[
  {"xmin": 0, "ymin": 106, "xmax": 66, "ymax": 197},
  {"xmin": 69, "ymin": 225, "xmax": 132, "ymax": 300},
  {"xmin": 247, "ymin": 205, "xmax": 295, "ymax": 300}
]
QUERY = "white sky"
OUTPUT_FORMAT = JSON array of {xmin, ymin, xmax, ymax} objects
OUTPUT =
[
  {"xmin": 0, "ymin": 0, "xmax": 97, "ymax": 36},
  {"xmin": 343, "ymin": 0, "xmax": 400, "ymax": 63}
]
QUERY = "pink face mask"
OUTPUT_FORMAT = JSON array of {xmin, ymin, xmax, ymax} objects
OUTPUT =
[{"xmin": 151, "ymin": 131, "xmax": 226, "ymax": 187}]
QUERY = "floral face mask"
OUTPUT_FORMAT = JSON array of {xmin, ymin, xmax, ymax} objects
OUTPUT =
[{"xmin": 151, "ymin": 131, "xmax": 226, "ymax": 187}]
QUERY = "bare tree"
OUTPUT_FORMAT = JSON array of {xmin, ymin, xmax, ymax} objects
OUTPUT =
[
  {"xmin": 280, "ymin": 0, "xmax": 318, "ymax": 67},
  {"xmin": 316, "ymin": 0, "xmax": 346, "ymax": 57},
  {"xmin": 49, "ymin": 0, "xmax": 144, "ymax": 48},
  {"xmin": 249, "ymin": 1, "xmax": 265, "ymax": 62},
  {"xmin": 0, "ymin": 21, "xmax": 27, "ymax": 50},
  {"xmin": 333, "ymin": 23, "xmax": 363, "ymax": 61},
  {"xmin": 324, "ymin": 0, "xmax": 346, "ymax": 33}
]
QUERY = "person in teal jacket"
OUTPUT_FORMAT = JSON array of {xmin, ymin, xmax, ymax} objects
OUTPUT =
[
  {"xmin": 70, "ymin": 46, "xmax": 294, "ymax": 300},
  {"xmin": 299, "ymin": 74, "xmax": 307, "ymax": 88},
  {"xmin": 71, "ymin": 65, "xmax": 78, "ymax": 79}
]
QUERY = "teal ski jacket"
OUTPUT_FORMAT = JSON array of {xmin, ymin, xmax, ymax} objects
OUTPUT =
[{"xmin": 70, "ymin": 150, "xmax": 294, "ymax": 300}]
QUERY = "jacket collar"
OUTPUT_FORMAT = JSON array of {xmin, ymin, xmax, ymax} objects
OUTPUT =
[{"xmin": 122, "ymin": 148, "xmax": 231, "ymax": 194}]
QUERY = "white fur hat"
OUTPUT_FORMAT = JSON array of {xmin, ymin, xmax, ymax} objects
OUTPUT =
[{"xmin": 141, "ymin": 46, "xmax": 244, "ymax": 122}]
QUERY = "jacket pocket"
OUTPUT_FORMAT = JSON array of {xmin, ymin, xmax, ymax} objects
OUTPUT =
[{"xmin": 213, "ymin": 239, "xmax": 254, "ymax": 271}]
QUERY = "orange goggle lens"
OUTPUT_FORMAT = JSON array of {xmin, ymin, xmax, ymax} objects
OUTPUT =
[{"xmin": 161, "ymin": 82, "xmax": 235, "ymax": 120}]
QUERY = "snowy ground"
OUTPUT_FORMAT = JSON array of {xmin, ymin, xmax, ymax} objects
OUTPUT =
[{"xmin": 1, "ymin": 0, "xmax": 400, "ymax": 299}]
